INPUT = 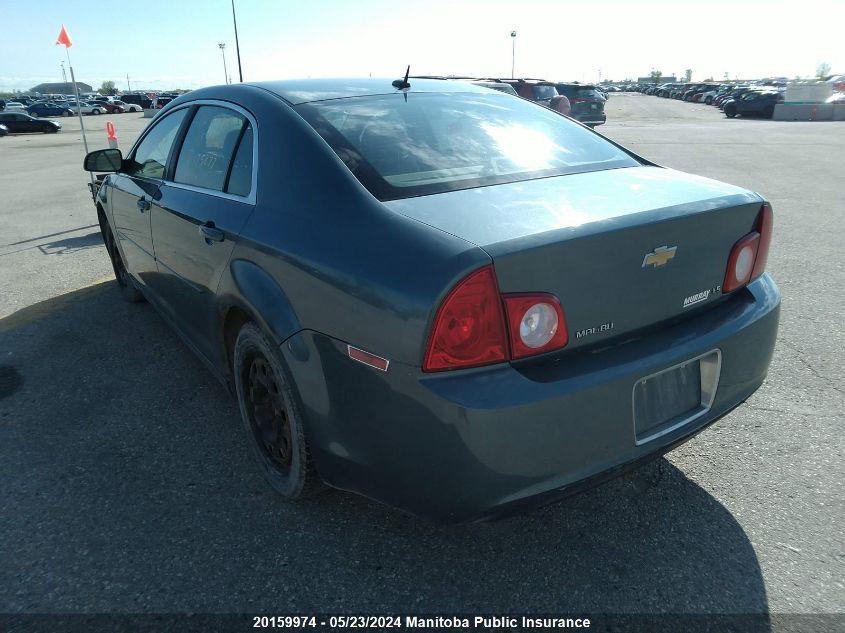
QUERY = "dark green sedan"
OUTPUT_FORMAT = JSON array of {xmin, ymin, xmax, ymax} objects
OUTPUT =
[{"xmin": 84, "ymin": 78, "xmax": 780, "ymax": 522}]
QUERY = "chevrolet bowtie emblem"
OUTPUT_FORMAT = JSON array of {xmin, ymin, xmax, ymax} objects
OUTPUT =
[{"xmin": 642, "ymin": 245, "xmax": 677, "ymax": 268}]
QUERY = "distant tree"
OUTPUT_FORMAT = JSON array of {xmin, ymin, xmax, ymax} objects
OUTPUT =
[
  {"xmin": 816, "ymin": 62, "xmax": 831, "ymax": 79},
  {"xmin": 99, "ymin": 80, "xmax": 116, "ymax": 95},
  {"xmin": 684, "ymin": 69, "xmax": 693, "ymax": 82},
  {"xmin": 649, "ymin": 69, "xmax": 662, "ymax": 83}
]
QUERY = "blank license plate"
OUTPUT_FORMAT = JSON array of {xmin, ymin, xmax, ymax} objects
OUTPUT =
[{"xmin": 632, "ymin": 350, "xmax": 721, "ymax": 444}]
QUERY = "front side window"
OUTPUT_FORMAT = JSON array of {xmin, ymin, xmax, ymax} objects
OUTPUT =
[
  {"xmin": 174, "ymin": 106, "xmax": 247, "ymax": 192},
  {"xmin": 128, "ymin": 108, "xmax": 188, "ymax": 179},
  {"xmin": 296, "ymin": 92, "xmax": 639, "ymax": 201}
]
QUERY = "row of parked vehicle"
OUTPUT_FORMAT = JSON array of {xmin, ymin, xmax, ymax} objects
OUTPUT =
[
  {"xmin": 415, "ymin": 77, "xmax": 609, "ymax": 127},
  {"xmin": 0, "ymin": 93, "xmax": 176, "ymax": 135},
  {"xmin": 0, "ymin": 92, "xmax": 181, "ymax": 117},
  {"xmin": 638, "ymin": 81, "xmax": 786, "ymax": 119}
]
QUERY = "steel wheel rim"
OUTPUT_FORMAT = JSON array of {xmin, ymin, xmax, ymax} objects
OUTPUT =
[{"xmin": 244, "ymin": 355, "xmax": 292, "ymax": 472}]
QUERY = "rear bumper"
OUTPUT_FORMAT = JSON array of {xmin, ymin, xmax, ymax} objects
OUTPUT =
[
  {"xmin": 574, "ymin": 112, "xmax": 607, "ymax": 126},
  {"xmin": 283, "ymin": 275, "xmax": 780, "ymax": 523}
]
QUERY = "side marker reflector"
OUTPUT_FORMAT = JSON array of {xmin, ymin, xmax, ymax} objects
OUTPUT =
[{"xmin": 347, "ymin": 345, "xmax": 390, "ymax": 372}]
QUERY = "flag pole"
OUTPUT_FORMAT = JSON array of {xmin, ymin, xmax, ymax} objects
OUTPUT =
[{"xmin": 63, "ymin": 43, "xmax": 94, "ymax": 185}]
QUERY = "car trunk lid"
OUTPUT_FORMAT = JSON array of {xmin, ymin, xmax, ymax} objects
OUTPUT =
[{"xmin": 385, "ymin": 166, "xmax": 764, "ymax": 352}]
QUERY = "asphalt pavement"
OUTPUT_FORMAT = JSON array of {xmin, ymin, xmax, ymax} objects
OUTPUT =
[{"xmin": 0, "ymin": 96, "xmax": 842, "ymax": 622}]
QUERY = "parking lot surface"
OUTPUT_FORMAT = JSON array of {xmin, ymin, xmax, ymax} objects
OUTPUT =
[{"xmin": 1, "ymin": 96, "xmax": 843, "ymax": 618}]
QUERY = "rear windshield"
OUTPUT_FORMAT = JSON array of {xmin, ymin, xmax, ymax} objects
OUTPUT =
[
  {"xmin": 531, "ymin": 85, "xmax": 558, "ymax": 100},
  {"xmin": 555, "ymin": 85, "xmax": 600, "ymax": 99},
  {"xmin": 295, "ymin": 92, "xmax": 639, "ymax": 201}
]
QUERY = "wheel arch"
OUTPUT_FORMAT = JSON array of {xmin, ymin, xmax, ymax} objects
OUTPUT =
[{"xmin": 217, "ymin": 259, "xmax": 302, "ymax": 375}]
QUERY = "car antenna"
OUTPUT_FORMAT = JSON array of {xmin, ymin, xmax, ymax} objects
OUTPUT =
[{"xmin": 392, "ymin": 66, "xmax": 411, "ymax": 90}]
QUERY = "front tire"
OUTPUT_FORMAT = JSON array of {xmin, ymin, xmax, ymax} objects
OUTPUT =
[
  {"xmin": 102, "ymin": 223, "xmax": 145, "ymax": 303},
  {"xmin": 234, "ymin": 323, "xmax": 322, "ymax": 499}
]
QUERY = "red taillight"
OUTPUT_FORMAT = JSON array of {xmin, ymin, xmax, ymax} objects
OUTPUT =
[
  {"xmin": 503, "ymin": 294, "xmax": 569, "ymax": 360},
  {"xmin": 423, "ymin": 268, "xmax": 570, "ymax": 372},
  {"xmin": 423, "ymin": 266, "xmax": 508, "ymax": 372},
  {"xmin": 723, "ymin": 203, "xmax": 773, "ymax": 293},
  {"xmin": 751, "ymin": 202, "xmax": 773, "ymax": 280}
]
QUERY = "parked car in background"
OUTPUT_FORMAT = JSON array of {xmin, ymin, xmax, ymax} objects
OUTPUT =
[
  {"xmin": 471, "ymin": 81, "xmax": 519, "ymax": 96},
  {"xmin": 103, "ymin": 102, "xmax": 126, "ymax": 114},
  {"xmin": 81, "ymin": 78, "xmax": 780, "ymax": 523},
  {"xmin": 91, "ymin": 97, "xmax": 127, "ymax": 114},
  {"xmin": 725, "ymin": 90, "xmax": 784, "ymax": 118},
  {"xmin": 489, "ymin": 79, "xmax": 572, "ymax": 116},
  {"xmin": 3, "ymin": 102, "xmax": 27, "ymax": 113},
  {"xmin": 118, "ymin": 94, "xmax": 154, "ymax": 109},
  {"xmin": 719, "ymin": 87, "xmax": 757, "ymax": 111},
  {"xmin": 554, "ymin": 83, "xmax": 607, "ymax": 127},
  {"xmin": 152, "ymin": 96, "xmax": 175, "ymax": 109},
  {"xmin": 27, "ymin": 102, "xmax": 74, "ymax": 117},
  {"xmin": 66, "ymin": 101, "xmax": 107, "ymax": 115},
  {"xmin": 0, "ymin": 112, "xmax": 61, "ymax": 133},
  {"xmin": 112, "ymin": 99, "xmax": 142, "ymax": 113}
]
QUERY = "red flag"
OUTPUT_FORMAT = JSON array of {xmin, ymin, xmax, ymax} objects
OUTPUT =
[{"xmin": 56, "ymin": 24, "xmax": 73, "ymax": 48}]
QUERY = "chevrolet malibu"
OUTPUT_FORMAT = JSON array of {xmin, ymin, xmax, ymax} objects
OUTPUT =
[{"xmin": 83, "ymin": 78, "xmax": 780, "ymax": 522}]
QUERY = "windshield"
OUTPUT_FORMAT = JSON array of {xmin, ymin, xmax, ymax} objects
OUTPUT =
[{"xmin": 295, "ymin": 92, "xmax": 639, "ymax": 201}]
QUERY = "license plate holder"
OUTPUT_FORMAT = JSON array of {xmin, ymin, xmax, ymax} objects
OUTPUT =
[{"xmin": 632, "ymin": 350, "xmax": 721, "ymax": 445}]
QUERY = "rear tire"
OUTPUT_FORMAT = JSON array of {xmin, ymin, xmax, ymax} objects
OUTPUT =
[
  {"xmin": 234, "ymin": 322, "xmax": 323, "ymax": 499},
  {"xmin": 763, "ymin": 105, "xmax": 774, "ymax": 118}
]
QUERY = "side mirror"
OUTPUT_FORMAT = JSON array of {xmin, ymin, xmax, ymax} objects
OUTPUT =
[{"xmin": 84, "ymin": 148, "xmax": 123, "ymax": 172}]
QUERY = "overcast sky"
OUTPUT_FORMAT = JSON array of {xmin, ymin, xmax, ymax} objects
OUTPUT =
[{"xmin": 1, "ymin": 0, "xmax": 843, "ymax": 92}]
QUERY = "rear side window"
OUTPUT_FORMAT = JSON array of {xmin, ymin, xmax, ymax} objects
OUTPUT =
[
  {"xmin": 128, "ymin": 108, "xmax": 188, "ymax": 179},
  {"xmin": 174, "ymin": 106, "xmax": 247, "ymax": 192},
  {"xmin": 226, "ymin": 124, "xmax": 254, "ymax": 197}
]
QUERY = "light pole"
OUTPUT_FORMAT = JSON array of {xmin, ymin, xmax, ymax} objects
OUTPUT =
[
  {"xmin": 218, "ymin": 43, "xmax": 229, "ymax": 85},
  {"xmin": 510, "ymin": 31, "xmax": 517, "ymax": 79}
]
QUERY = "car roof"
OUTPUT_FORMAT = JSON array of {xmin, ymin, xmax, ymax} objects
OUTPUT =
[{"xmin": 248, "ymin": 78, "xmax": 492, "ymax": 105}]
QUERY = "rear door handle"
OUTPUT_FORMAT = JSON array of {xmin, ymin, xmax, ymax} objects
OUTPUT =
[
  {"xmin": 199, "ymin": 222, "xmax": 225, "ymax": 243},
  {"xmin": 137, "ymin": 197, "xmax": 150, "ymax": 212}
]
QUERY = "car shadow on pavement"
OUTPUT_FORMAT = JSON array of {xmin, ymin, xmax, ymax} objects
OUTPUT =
[
  {"xmin": 35, "ymin": 231, "xmax": 103, "ymax": 256},
  {"xmin": 0, "ymin": 282, "xmax": 769, "ymax": 623}
]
